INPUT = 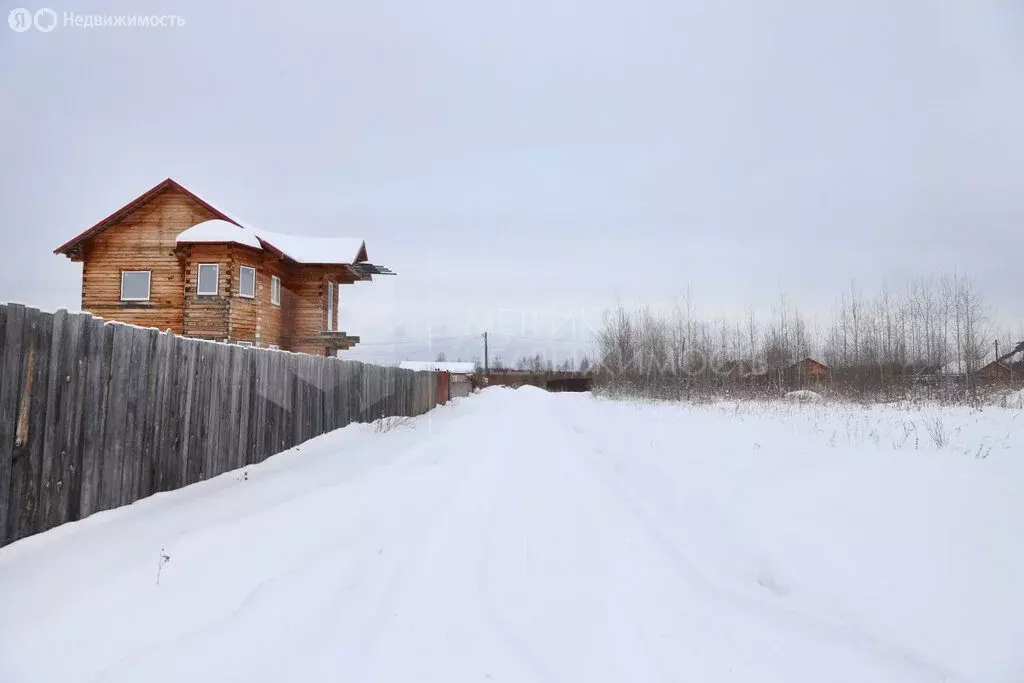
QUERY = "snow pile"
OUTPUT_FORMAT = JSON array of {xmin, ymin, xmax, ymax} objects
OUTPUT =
[
  {"xmin": 1, "ymin": 389, "xmax": 1022, "ymax": 682},
  {"xmin": 784, "ymin": 389, "xmax": 823, "ymax": 402}
]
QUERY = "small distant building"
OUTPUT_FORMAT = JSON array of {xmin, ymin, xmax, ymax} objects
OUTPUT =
[
  {"xmin": 725, "ymin": 359, "xmax": 767, "ymax": 385},
  {"xmin": 399, "ymin": 361, "xmax": 477, "ymax": 375},
  {"xmin": 979, "ymin": 361, "xmax": 1013, "ymax": 384},
  {"xmin": 400, "ymin": 361, "xmax": 476, "ymax": 399},
  {"xmin": 782, "ymin": 357, "xmax": 829, "ymax": 388}
]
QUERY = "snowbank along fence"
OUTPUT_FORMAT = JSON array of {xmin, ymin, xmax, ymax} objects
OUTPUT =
[{"xmin": 0, "ymin": 303, "xmax": 441, "ymax": 548}]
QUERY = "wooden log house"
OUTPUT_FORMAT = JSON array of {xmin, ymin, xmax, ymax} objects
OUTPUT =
[
  {"xmin": 54, "ymin": 178, "xmax": 394, "ymax": 355},
  {"xmin": 781, "ymin": 357, "xmax": 829, "ymax": 388}
]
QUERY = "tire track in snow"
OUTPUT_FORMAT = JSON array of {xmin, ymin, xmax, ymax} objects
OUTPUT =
[
  {"xmin": 552, "ymin": 395, "xmax": 962, "ymax": 683},
  {"xmin": 88, "ymin": 432, "xmax": 485, "ymax": 683}
]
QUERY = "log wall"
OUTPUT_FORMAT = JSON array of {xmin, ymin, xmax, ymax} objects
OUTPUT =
[{"xmin": 80, "ymin": 187, "xmax": 220, "ymax": 332}]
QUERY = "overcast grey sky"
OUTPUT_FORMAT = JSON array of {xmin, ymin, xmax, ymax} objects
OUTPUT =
[{"xmin": 2, "ymin": 0, "xmax": 1023, "ymax": 363}]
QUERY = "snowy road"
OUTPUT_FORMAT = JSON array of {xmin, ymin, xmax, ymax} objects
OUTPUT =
[{"xmin": 1, "ymin": 388, "xmax": 1022, "ymax": 682}]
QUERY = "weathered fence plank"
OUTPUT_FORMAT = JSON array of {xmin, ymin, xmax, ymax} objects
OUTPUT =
[
  {"xmin": 179, "ymin": 339, "xmax": 200, "ymax": 487},
  {"xmin": 2, "ymin": 306, "xmax": 31, "ymax": 544},
  {"xmin": 99, "ymin": 324, "xmax": 131, "ymax": 511},
  {"xmin": 148, "ymin": 332, "xmax": 173, "ymax": 494},
  {"xmin": 0, "ymin": 302, "xmax": 10, "ymax": 545},
  {"xmin": 138, "ymin": 328, "xmax": 163, "ymax": 500},
  {"xmin": 5, "ymin": 308, "xmax": 35, "ymax": 543},
  {"xmin": 120, "ymin": 326, "xmax": 151, "ymax": 505},
  {"xmin": 55, "ymin": 311, "xmax": 87, "ymax": 526},
  {"xmin": 233, "ymin": 347, "xmax": 251, "ymax": 472},
  {"xmin": 39, "ymin": 309, "xmax": 68, "ymax": 529},
  {"xmin": 248, "ymin": 348, "xmax": 267, "ymax": 466},
  {"xmin": 79, "ymin": 317, "xmax": 111, "ymax": 518},
  {"xmin": 190, "ymin": 341, "xmax": 212, "ymax": 483}
]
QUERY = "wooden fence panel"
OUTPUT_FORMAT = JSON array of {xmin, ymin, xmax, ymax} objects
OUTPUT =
[
  {"xmin": 148, "ymin": 331, "xmax": 175, "ymax": 495},
  {"xmin": 6, "ymin": 309, "xmax": 40, "ymax": 543},
  {"xmin": 97, "ymin": 324, "xmax": 126, "ymax": 511},
  {"xmin": 139, "ymin": 330, "xmax": 162, "ymax": 500},
  {"xmin": 38, "ymin": 309, "xmax": 67, "ymax": 530},
  {"xmin": 191, "ymin": 341, "xmax": 213, "ymax": 483},
  {"xmin": 79, "ymin": 318, "xmax": 111, "ymax": 518},
  {"xmin": 176, "ymin": 338, "xmax": 199, "ymax": 489},
  {"xmin": 0, "ymin": 303, "xmax": 13, "ymax": 546},
  {"xmin": 233, "ymin": 347, "xmax": 252, "ymax": 472},
  {"xmin": 262, "ymin": 351, "xmax": 277, "ymax": 460},
  {"xmin": 54, "ymin": 311, "xmax": 88, "ymax": 527},
  {"xmin": 4, "ymin": 306, "xmax": 44, "ymax": 544},
  {"xmin": 122, "ymin": 326, "xmax": 153, "ymax": 505},
  {"xmin": 249, "ymin": 348, "xmax": 268, "ymax": 466},
  {"xmin": 0, "ymin": 304, "xmax": 447, "ymax": 548}
]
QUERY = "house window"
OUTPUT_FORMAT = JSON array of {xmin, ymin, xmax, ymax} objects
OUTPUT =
[
  {"xmin": 239, "ymin": 266, "xmax": 256, "ymax": 298},
  {"xmin": 120, "ymin": 271, "xmax": 151, "ymax": 301},
  {"xmin": 268, "ymin": 344, "xmax": 280, "ymax": 350},
  {"xmin": 197, "ymin": 263, "xmax": 219, "ymax": 296},
  {"xmin": 271, "ymin": 276, "xmax": 281, "ymax": 306},
  {"xmin": 237, "ymin": 341, "xmax": 254, "ymax": 348},
  {"xmin": 327, "ymin": 281, "xmax": 334, "ymax": 331}
]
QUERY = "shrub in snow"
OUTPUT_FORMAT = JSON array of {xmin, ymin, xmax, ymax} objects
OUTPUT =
[
  {"xmin": 1001, "ymin": 389, "xmax": 1024, "ymax": 409},
  {"xmin": 923, "ymin": 415, "xmax": 948, "ymax": 449},
  {"xmin": 156, "ymin": 548, "xmax": 171, "ymax": 586},
  {"xmin": 374, "ymin": 415, "xmax": 414, "ymax": 433}
]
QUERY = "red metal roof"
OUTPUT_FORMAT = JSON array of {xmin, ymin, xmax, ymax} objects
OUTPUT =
[{"xmin": 53, "ymin": 178, "xmax": 240, "ymax": 255}]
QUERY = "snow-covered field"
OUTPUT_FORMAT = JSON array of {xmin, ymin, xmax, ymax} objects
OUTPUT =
[{"xmin": 1, "ymin": 388, "xmax": 1022, "ymax": 682}]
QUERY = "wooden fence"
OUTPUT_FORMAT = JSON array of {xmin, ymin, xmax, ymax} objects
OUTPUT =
[{"xmin": 0, "ymin": 303, "xmax": 440, "ymax": 548}]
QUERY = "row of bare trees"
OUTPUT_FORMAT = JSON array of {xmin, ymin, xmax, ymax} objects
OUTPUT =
[
  {"xmin": 823, "ymin": 275, "xmax": 991, "ymax": 378},
  {"xmin": 595, "ymin": 274, "xmax": 1021, "ymax": 399},
  {"xmin": 491, "ymin": 354, "xmax": 592, "ymax": 373}
]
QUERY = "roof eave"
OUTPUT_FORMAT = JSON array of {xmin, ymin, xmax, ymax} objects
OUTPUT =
[
  {"xmin": 174, "ymin": 240, "xmax": 264, "ymax": 254},
  {"xmin": 54, "ymin": 177, "xmax": 241, "ymax": 256}
]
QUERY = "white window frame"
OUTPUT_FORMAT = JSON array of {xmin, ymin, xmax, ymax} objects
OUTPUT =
[
  {"xmin": 271, "ymin": 275, "xmax": 281, "ymax": 306},
  {"xmin": 120, "ymin": 270, "xmax": 151, "ymax": 302},
  {"xmin": 236, "ymin": 341, "xmax": 254, "ymax": 348},
  {"xmin": 268, "ymin": 344, "xmax": 280, "ymax": 350},
  {"xmin": 239, "ymin": 266, "xmax": 256, "ymax": 299},
  {"xmin": 197, "ymin": 263, "xmax": 219, "ymax": 296},
  {"xmin": 327, "ymin": 281, "xmax": 334, "ymax": 331}
]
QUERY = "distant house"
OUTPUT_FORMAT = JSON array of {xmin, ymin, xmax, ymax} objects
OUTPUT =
[
  {"xmin": 979, "ymin": 361, "xmax": 1013, "ymax": 384},
  {"xmin": 399, "ymin": 361, "xmax": 477, "ymax": 375},
  {"xmin": 54, "ymin": 178, "xmax": 393, "ymax": 355},
  {"xmin": 782, "ymin": 357, "xmax": 829, "ymax": 388},
  {"xmin": 400, "ymin": 361, "xmax": 477, "ymax": 399},
  {"xmin": 726, "ymin": 359, "xmax": 767, "ymax": 384}
]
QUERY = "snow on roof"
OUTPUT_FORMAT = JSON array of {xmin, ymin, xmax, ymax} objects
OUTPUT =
[
  {"xmin": 175, "ymin": 220, "xmax": 262, "ymax": 249},
  {"xmin": 175, "ymin": 222, "xmax": 366, "ymax": 265},
  {"xmin": 58, "ymin": 178, "xmax": 371, "ymax": 268},
  {"xmin": 168, "ymin": 178, "xmax": 367, "ymax": 264},
  {"xmin": 255, "ymin": 230, "xmax": 365, "ymax": 265},
  {"xmin": 177, "ymin": 182, "xmax": 256, "ymax": 231},
  {"xmin": 400, "ymin": 361, "xmax": 477, "ymax": 374}
]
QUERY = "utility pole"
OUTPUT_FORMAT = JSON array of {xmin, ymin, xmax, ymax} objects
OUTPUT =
[{"xmin": 483, "ymin": 331, "xmax": 489, "ymax": 375}]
